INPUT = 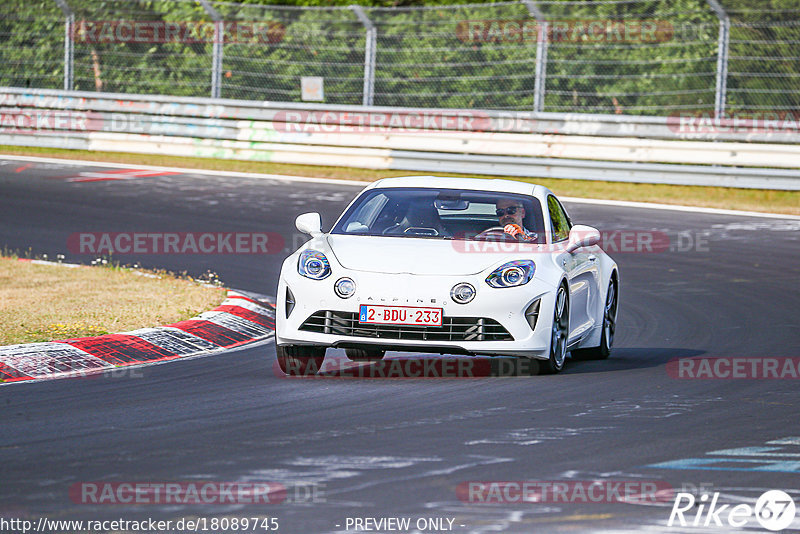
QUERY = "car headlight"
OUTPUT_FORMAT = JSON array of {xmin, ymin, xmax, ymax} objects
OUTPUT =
[
  {"xmin": 451, "ymin": 282, "xmax": 476, "ymax": 304},
  {"xmin": 298, "ymin": 250, "xmax": 331, "ymax": 280},
  {"xmin": 486, "ymin": 260, "xmax": 535, "ymax": 288},
  {"xmin": 334, "ymin": 277, "xmax": 356, "ymax": 298}
]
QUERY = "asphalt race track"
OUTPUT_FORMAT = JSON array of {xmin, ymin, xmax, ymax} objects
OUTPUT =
[{"xmin": 1, "ymin": 157, "xmax": 799, "ymax": 534}]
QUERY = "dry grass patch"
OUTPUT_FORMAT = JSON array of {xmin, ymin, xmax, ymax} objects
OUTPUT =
[
  {"xmin": 0, "ymin": 257, "xmax": 227, "ymax": 345},
  {"xmin": 2, "ymin": 146, "xmax": 797, "ymax": 215}
]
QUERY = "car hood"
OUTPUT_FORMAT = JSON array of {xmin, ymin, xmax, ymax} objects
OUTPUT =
[{"xmin": 326, "ymin": 234, "xmax": 523, "ymax": 275}]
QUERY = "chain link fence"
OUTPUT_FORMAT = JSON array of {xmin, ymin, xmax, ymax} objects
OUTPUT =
[
  {"xmin": 71, "ymin": 0, "xmax": 213, "ymax": 95},
  {"xmin": 727, "ymin": 4, "xmax": 800, "ymax": 112},
  {"xmin": 0, "ymin": 0, "xmax": 798, "ymax": 116},
  {"xmin": 212, "ymin": 2, "xmax": 366, "ymax": 103},
  {"xmin": 0, "ymin": 0, "xmax": 66, "ymax": 90}
]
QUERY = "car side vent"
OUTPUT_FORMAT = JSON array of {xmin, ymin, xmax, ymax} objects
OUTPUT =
[
  {"xmin": 285, "ymin": 286, "xmax": 296, "ymax": 318},
  {"xmin": 525, "ymin": 298, "xmax": 541, "ymax": 330}
]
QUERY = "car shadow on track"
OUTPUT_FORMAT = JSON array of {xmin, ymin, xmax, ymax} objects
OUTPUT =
[
  {"xmin": 272, "ymin": 348, "xmax": 703, "ymax": 379},
  {"xmin": 563, "ymin": 347, "xmax": 705, "ymax": 375}
]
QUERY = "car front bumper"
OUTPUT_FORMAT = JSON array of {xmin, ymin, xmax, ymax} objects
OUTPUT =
[{"xmin": 276, "ymin": 268, "xmax": 559, "ymax": 361}]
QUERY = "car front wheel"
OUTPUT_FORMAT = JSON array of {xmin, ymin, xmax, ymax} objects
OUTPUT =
[
  {"xmin": 276, "ymin": 343, "xmax": 326, "ymax": 376},
  {"xmin": 540, "ymin": 284, "xmax": 569, "ymax": 374}
]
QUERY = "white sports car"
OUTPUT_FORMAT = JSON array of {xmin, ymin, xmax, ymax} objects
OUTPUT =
[{"xmin": 275, "ymin": 176, "xmax": 618, "ymax": 375}]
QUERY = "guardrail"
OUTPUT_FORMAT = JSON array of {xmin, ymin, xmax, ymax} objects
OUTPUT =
[{"xmin": 1, "ymin": 87, "xmax": 799, "ymax": 190}]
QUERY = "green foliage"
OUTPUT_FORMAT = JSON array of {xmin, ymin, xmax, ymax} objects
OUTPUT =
[
  {"xmin": 0, "ymin": 0, "xmax": 797, "ymax": 114},
  {"xmin": 0, "ymin": 0, "xmax": 65, "ymax": 89},
  {"xmin": 723, "ymin": 0, "xmax": 800, "ymax": 111}
]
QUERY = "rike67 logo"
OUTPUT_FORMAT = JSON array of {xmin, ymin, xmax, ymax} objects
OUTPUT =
[{"xmin": 669, "ymin": 490, "xmax": 796, "ymax": 531}]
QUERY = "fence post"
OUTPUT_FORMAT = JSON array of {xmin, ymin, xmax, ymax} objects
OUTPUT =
[
  {"xmin": 53, "ymin": 0, "xmax": 74, "ymax": 91},
  {"xmin": 523, "ymin": 0, "xmax": 547, "ymax": 113},
  {"xmin": 351, "ymin": 5, "xmax": 376, "ymax": 107},
  {"xmin": 198, "ymin": 0, "xmax": 223, "ymax": 99},
  {"xmin": 706, "ymin": 0, "xmax": 729, "ymax": 118}
]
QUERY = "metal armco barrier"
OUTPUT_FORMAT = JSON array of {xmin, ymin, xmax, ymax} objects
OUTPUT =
[{"xmin": 1, "ymin": 88, "xmax": 799, "ymax": 190}]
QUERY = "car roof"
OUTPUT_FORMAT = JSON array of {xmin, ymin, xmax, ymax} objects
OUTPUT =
[{"xmin": 371, "ymin": 176, "xmax": 548, "ymax": 198}]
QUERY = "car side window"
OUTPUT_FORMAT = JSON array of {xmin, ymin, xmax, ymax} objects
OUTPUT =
[{"xmin": 547, "ymin": 195, "xmax": 571, "ymax": 242}]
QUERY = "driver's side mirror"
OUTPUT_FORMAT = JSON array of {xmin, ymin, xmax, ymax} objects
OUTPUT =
[
  {"xmin": 296, "ymin": 212, "xmax": 323, "ymax": 237},
  {"xmin": 565, "ymin": 225, "xmax": 600, "ymax": 253}
]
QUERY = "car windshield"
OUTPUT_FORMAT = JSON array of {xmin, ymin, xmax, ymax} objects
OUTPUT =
[{"xmin": 331, "ymin": 187, "xmax": 545, "ymax": 242}]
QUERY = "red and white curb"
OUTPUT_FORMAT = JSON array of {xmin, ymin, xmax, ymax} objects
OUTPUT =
[{"xmin": 0, "ymin": 289, "xmax": 275, "ymax": 384}]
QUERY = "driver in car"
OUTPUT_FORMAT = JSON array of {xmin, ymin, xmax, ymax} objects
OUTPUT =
[{"xmin": 496, "ymin": 198, "xmax": 537, "ymax": 241}]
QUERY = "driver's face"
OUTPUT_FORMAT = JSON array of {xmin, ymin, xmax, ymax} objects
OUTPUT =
[{"xmin": 496, "ymin": 199, "xmax": 525, "ymax": 227}]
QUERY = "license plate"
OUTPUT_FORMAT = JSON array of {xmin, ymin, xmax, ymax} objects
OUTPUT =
[{"xmin": 359, "ymin": 305, "xmax": 443, "ymax": 327}]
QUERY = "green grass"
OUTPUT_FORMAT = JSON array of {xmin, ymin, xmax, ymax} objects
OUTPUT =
[
  {"xmin": 0, "ymin": 254, "xmax": 227, "ymax": 345},
  {"xmin": 2, "ymin": 145, "xmax": 797, "ymax": 215}
]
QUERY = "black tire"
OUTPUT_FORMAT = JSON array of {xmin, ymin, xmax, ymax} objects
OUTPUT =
[
  {"xmin": 345, "ymin": 348, "xmax": 385, "ymax": 362},
  {"xmin": 540, "ymin": 284, "xmax": 569, "ymax": 374},
  {"xmin": 572, "ymin": 277, "xmax": 618, "ymax": 361},
  {"xmin": 276, "ymin": 343, "xmax": 326, "ymax": 376}
]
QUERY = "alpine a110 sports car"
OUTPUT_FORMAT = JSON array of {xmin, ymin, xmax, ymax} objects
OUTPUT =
[{"xmin": 275, "ymin": 176, "xmax": 618, "ymax": 375}]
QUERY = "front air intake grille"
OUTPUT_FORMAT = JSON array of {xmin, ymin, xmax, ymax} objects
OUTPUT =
[{"xmin": 299, "ymin": 311, "xmax": 513, "ymax": 342}]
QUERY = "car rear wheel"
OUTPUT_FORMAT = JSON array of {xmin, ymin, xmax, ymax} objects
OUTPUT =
[
  {"xmin": 572, "ymin": 277, "xmax": 617, "ymax": 361},
  {"xmin": 345, "ymin": 348, "xmax": 385, "ymax": 362},
  {"xmin": 276, "ymin": 343, "xmax": 326, "ymax": 376},
  {"xmin": 540, "ymin": 285, "xmax": 569, "ymax": 374}
]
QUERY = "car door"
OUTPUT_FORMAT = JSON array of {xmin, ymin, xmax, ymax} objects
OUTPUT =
[{"xmin": 548, "ymin": 195, "xmax": 598, "ymax": 343}]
